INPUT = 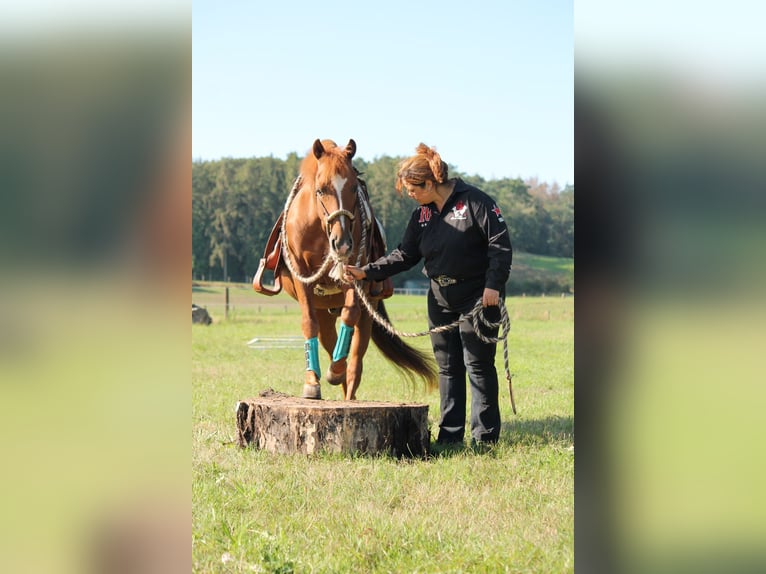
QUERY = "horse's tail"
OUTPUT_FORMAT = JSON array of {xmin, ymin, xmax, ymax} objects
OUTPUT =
[{"xmin": 370, "ymin": 301, "xmax": 438, "ymax": 391}]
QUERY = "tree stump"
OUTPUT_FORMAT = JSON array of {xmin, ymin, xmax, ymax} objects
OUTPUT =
[{"xmin": 236, "ymin": 389, "xmax": 430, "ymax": 458}]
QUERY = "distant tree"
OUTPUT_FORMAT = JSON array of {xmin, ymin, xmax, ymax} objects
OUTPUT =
[
  {"xmin": 547, "ymin": 184, "xmax": 574, "ymax": 257},
  {"xmin": 206, "ymin": 159, "xmax": 247, "ymax": 280},
  {"xmin": 192, "ymin": 154, "xmax": 573, "ymax": 285},
  {"xmin": 192, "ymin": 161, "xmax": 215, "ymax": 278}
]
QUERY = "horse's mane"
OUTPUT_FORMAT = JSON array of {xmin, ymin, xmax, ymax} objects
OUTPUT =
[{"xmin": 300, "ymin": 139, "xmax": 354, "ymax": 180}]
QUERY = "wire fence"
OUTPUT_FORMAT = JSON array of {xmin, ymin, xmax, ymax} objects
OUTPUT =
[{"xmin": 192, "ymin": 285, "xmax": 573, "ymax": 325}]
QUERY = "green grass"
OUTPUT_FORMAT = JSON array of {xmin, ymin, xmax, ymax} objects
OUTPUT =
[
  {"xmin": 193, "ymin": 290, "xmax": 573, "ymax": 573},
  {"xmin": 514, "ymin": 252, "xmax": 574, "ymax": 276},
  {"xmin": 510, "ymin": 252, "xmax": 574, "ymax": 295}
]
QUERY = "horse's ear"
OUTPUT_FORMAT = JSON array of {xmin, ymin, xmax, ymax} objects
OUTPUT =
[
  {"xmin": 345, "ymin": 139, "xmax": 356, "ymax": 159},
  {"xmin": 313, "ymin": 139, "xmax": 325, "ymax": 159}
]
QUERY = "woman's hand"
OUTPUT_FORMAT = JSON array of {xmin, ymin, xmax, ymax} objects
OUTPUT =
[
  {"xmin": 482, "ymin": 288, "xmax": 500, "ymax": 307},
  {"xmin": 344, "ymin": 265, "xmax": 366, "ymax": 282}
]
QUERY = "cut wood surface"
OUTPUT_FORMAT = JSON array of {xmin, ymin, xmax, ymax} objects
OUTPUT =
[{"xmin": 236, "ymin": 389, "xmax": 430, "ymax": 458}]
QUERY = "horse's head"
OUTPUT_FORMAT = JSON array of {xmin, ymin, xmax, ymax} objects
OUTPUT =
[{"xmin": 309, "ymin": 138, "xmax": 359, "ymax": 261}]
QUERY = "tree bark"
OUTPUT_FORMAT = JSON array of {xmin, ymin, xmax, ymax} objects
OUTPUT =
[{"xmin": 236, "ymin": 389, "xmax": 430, "ymax": 458}]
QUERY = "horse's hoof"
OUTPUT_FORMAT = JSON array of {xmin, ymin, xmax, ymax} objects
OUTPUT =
[
  {"xmin": 325, "ymin": 365, "xmax": 346, "ymax": 387},
  {"xmin": 302, "ymin": 383, "xmax": 322, "ymax": 400}
]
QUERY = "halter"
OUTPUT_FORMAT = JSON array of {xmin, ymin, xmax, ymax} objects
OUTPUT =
[
  {"xmin": 280, "ymin": 175, "xmax": 369, "ymax": 285},
  {"xmin": 316, "ymin": 195, "xmax": 355, "ymax": 240}
]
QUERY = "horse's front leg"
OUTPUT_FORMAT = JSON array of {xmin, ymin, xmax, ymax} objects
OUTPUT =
[
  {"xmin": 295, "ymin": 283, "xmax": 322, "ymax": 400},
  {"xmin": 325, "ymin": 286, "xmax": 361, "ymax": 397},
  {"xmin": 344, "ymin": 311, "xmax": 372, "ymax": 400}
]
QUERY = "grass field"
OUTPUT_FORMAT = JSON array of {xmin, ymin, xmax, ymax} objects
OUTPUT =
[
  {"xmin": 193, "ymin": 286, "xmax": 573, "ymax": 573},
  {"xmin": 510, "ymin": 252, "xmax": 574, "ymax": 295}
]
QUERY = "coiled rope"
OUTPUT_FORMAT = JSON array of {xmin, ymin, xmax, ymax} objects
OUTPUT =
[{"xmin": 352, "ymin": 282, "xmax": 516, "ymax": 414}]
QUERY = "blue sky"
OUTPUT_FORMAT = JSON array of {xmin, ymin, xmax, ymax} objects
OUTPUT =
[
  {"xmin": 575, "ymin": 1, "xmax": 766, "ymax": 83},
  {"xmin": 193, "ymin": 0, "xmax": 573, "ymax": 186}
]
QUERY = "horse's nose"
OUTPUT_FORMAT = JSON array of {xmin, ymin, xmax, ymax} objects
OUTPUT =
[{"xmin": 331, "ymin": 233, "xmax": 353, "ymax": 258}]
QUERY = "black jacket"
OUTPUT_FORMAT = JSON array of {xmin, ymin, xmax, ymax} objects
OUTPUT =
[{"xmin": 363, "ymin": 179, "xmax": 512, "ymax": 290}]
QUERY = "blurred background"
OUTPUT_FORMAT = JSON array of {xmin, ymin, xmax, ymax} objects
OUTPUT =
[
  {"xmin": 576, "ymin": 1, "xmax": 766, "ymax": 573},
  {"xmin": 0, "ymin": 1, "xmax": 190, "ymax": 572}
]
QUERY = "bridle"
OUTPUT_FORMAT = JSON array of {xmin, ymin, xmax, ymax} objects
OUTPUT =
[
  {"xmin": 315, "ymin": 189, "xmax": 356, "ymax": 241},
  {"xmin": 280, "ymin": 175, "xmax": 369, "ymax": 285}
]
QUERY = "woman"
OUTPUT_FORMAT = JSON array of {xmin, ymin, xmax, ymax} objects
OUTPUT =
[{"xmin": 344, "ymin": 143, "xmax": 513, "ymax": 445}]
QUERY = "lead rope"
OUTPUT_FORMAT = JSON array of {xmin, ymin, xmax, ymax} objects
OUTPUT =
[{"xmin": 351, "ymin": 282, "xmax": 517, "ymax": 414}]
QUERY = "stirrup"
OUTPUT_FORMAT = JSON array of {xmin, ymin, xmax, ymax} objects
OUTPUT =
[{"xmin": 253, "ymin": 258, "xmax": 281, "ymax": 296}]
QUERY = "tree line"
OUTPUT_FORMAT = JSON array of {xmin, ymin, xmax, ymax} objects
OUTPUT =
[{"xmin": 193, "ymin": 154, "xmax": 573, "ymax": 287}]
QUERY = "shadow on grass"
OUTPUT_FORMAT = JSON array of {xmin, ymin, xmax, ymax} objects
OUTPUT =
[
  {"xmin": 427, "ymin": 415, "xmax": 573, "ymax": 459},
  {"xmin": 502, "ymin": 415, "xmax": 573, "ymax": 447},
  {"xmin": 428, "ymin": 441, "xmax": 469, "ymax": 459}
]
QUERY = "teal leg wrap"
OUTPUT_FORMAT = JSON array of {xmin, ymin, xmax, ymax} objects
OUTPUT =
[
  {"xmin": 305, "ymin": 337, "xmax": 320, "ymax": 377},
  {"xmin": 332, "ymin": 323, "xmax": 355, "ymax": 362}
]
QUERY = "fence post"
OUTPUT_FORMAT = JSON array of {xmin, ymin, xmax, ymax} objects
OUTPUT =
[{"xmin": 225, "ymin": 287, "xmax": 230, "ymax": 320}]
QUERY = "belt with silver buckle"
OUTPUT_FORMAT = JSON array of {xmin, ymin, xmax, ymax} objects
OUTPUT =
[{"xmin": 433, "ymin": 275, "xmax": 458, "ymax": 287}]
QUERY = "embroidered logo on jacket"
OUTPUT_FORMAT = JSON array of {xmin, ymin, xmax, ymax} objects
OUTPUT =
[
  {"xmin": 492, "ymin": 204, "xmax": 504, "ymax": 222},
  {"xmin": 451, "ymin": 200, "xmax": 468, "ymax": 220},
  {"xmin": 418, "ymin": 206, "xmax": 432, "ymax": 227}
]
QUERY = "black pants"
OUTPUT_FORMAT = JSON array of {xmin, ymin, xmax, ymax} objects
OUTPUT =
[{"xmin": 428, "ymin": 277, "xmax": 502, "ymax": 444}]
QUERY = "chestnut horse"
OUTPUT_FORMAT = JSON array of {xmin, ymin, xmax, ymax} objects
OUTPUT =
[{"xmin": 272, "ymin": 138, "xmax": 435, "ymax": 400}]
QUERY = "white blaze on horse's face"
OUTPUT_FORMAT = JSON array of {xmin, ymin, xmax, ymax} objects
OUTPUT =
[
  {"xmin": 332, "ymin": 175, "xmax": 348, "ymax": 216},
  {"xmin": 332, "ymin": 174, "xmax": 351, "ymax": 258},
  {"xmin": 320, "ymin": 172, "xmax": 354, "ymax": 261}
]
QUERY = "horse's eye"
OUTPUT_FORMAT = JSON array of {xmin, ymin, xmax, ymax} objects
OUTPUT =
[{"xmin": 315, "ymin": 188, "xmax": 324, "ymax": 197}]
